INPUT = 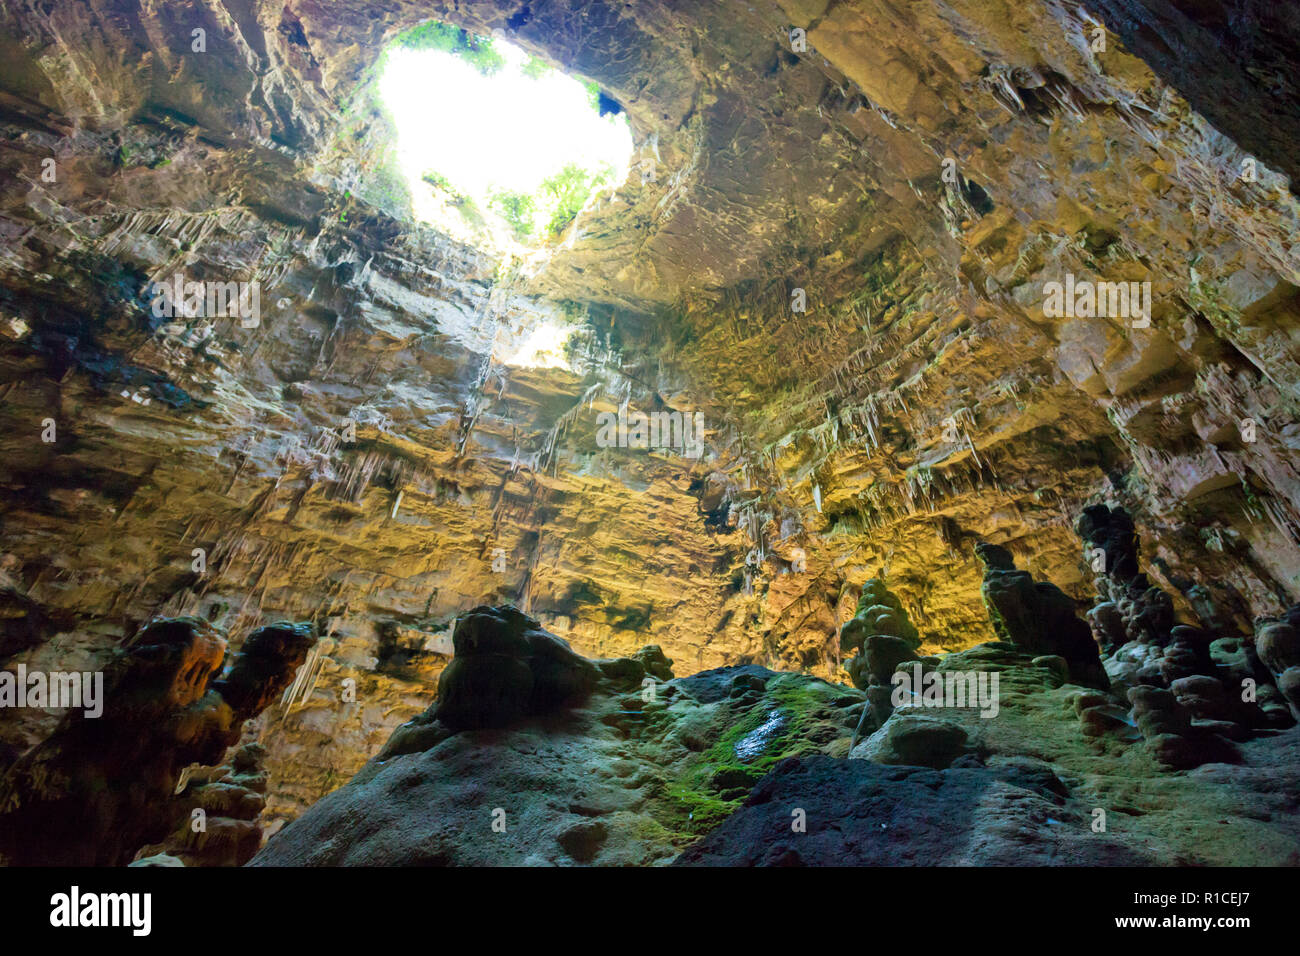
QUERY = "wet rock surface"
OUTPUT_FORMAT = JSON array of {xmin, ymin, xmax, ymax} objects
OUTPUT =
[
  {"xmin": 0, "ymin": 0, "xmax": 1297, "ymax": 859},
  {"xmin": 251, "ymin": 603, "xmax": 1300, "ymax": 867}
]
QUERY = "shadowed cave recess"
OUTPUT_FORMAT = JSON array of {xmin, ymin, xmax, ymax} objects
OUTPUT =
[{"xmin": 1, "ymin": 0, "xmax": 1299, "ymax": 875}]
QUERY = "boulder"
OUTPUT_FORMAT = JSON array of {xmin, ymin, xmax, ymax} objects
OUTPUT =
[
  {"xmin": 850, "ymin": 713, "xmax": 973, "ymax": 769},
  {"xmin": 434, "ymin": 605, "xmax": 598, "ymax": 730},
  {"xmin": 1256, "ymin": 621, "xmax": 1300, "ymax": 675},
  {"xmin": 1087, "ymin": 601, "xmax": 1127, "ymax": 653}
]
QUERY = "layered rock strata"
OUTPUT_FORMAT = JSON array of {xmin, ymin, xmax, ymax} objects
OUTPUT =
[{"xmin": 0, "ymin": 0, "xmax": 1296, "ymax": 835}]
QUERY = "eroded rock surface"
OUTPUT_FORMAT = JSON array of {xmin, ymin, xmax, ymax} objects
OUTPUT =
[
  {"xmin": 0, "ymin": 0, "xmax": 1297, "ymax": 849},
  {"xmin": 252, "ymin": 604, "xmax": 1300, "ymax": 866},
  {"xmin": 0, "ymin": 617, "xmax": 314, "ymax": 866}
]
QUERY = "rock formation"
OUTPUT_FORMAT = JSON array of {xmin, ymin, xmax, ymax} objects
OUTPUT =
[
  {"xmin": 431, "ymin": 604, "xmax": 599, "ymax": 730},
  {"xmin": 838, "ymin": 577, "xmax": 925, "ymax": 741},
  {"xmin": 0, "ymin": 0, "xmax": 1295, "ymax": 865},
  {"xmin": 135, "ymin": 741, "xmax": 275, "ymax": 867},
  {"xmin": 251, "ymin": 602, "xmax": 1300, "ymax": 866},
  {"xmin": 1067, "ymin": 505, "xmax": 1295, "ymax": 768},
  {"xmin": 974, "ymin": 542, "xmax": 1110, "ymax": 689},
  {"xmin": 0, "ymin": 617, "xmax": 314, "ymax": 866},
  {"xmin": 251, "ymin": 604, "xmax": 866, "ymax": 865}
]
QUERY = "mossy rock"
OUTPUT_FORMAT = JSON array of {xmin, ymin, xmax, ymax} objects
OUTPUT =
[
  {"xmin": 865, "ymin": 634, "xmax": 921, "ymax": 685},
  {"xmin": 654, "ymin": 673, "xmax": 850, "ymax": 837},
  {"xmin": 859, "ymin": 579, "xmax": 902, "ymax": 612}
]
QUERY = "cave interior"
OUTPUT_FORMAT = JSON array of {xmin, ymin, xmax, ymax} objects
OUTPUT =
[{"xmin": 0, "ymin": 0, "xmax": 1299, "ymax": 869}]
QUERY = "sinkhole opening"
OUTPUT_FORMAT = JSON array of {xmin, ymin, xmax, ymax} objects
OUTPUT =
[{"xmin": 378, "ymin": 21, "xmax": 634, "ymax": 249}]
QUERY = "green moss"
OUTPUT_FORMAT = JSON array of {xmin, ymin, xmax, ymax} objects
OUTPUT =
[
  {"xmin": 651, "ymin": 674, "xmax": 845, "ymax": 837},
  {"xmin": 624, "ymin": 812, "xmax": 682, "ymax": 848},
  {"xmin": 661, "ymin": 787, "xmax": 742, "ymax": 834},
  {"xmin": 393, "ymin": 21, "xmax": 505, "ymax": 76}
]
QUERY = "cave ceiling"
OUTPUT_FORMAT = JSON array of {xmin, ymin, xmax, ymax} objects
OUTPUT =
[{"xmin": 0, "ymin": 0, "xmax": 1297, "ymax": 830}]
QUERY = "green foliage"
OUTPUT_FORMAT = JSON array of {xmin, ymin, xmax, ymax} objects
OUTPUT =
[
  {"xmin": 487, "ymin": 188, "xmax": 536, "ymax": 239},
  {"xmin": 393, "ymin": 21, "xmax": 505, "ymax": 76},
  {"xmin": 453, "ymin": 195, "xmax": 485, "ymax": 228},
  {"xmin": 376, "ymin": 26, "xmax": 628, "ymax": 244},
  {"xmin": 423, "ymin": 169, "xmax": 478, "ymax": 215},
  {"xmin": 655, "ymin": 675, "xmax": 838, "ymax": 837},
  {"xmin": 521, "ymin": 55, "xmax": 552, "ymax": 80},
  {"xmin": 420, "ymin": 166, "xmax": 484, "ymax": 225},
  {"xmin": 539, "ymin": 161, "xmax": 614, "ymax": 235},
  {"xmin": 421, "ymin": 170, "xmax": 452, "ymax": 192}
]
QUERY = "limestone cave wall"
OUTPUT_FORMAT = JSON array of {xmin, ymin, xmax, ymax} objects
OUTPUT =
[{"xmin": 0, "ymin": 0, "xmax": 1296, "ymax": 837}]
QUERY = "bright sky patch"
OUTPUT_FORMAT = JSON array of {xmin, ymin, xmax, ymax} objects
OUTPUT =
[{"xmin": 378, "ymin": 27, "xmax": 633, "ymax": 241}]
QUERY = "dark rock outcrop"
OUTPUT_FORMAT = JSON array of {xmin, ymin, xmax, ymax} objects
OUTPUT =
[
  {"xmin": 673, "ymin": 755, "xmax": 1154, "ymax": 866},
  {"xmin": 0, "ymin": 617, "xmax": 314, "ymax": 866},
  {"xmin": 1127, "ymin": 684, "xmax": 1238, "ymax": 770},
  {"xmin": 135, "ymin": 741, "xmax": 274, "ymax": 867},
  {"xmin": 1076, "ymin": 504, "xmax": 1142, "ymax": 582},
  {"xmin": 251, "ymin": 613, "xmax": 873, "ymax": 866},
  {"xmin": 0, "ymin": 587, "xmax": 71, "ymax": 662},
  {"xmin": 1253, "ymin": 609, "xmax": 1300, "ymax": 719},
  {"xmin": 432, "ymin": 605, "xmax": 600, "ymax": 730},
  {"xmin": 974, "ymin": 543, "xmax": 1109, "ymax": 690}
]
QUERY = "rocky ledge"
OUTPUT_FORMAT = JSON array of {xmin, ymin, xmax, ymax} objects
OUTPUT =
[{"xmin": 252, "ymin": 579, "xmax": 1300, "ymax": 866}]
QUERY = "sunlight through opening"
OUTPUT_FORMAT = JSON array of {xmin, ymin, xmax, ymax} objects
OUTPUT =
[{"xmin": 378, "ymin": 22, "xmax": 634, "ymax": 249}]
